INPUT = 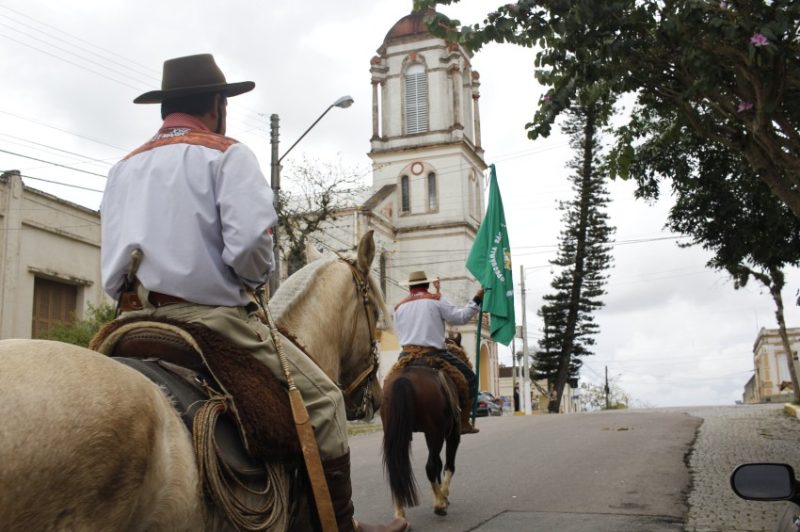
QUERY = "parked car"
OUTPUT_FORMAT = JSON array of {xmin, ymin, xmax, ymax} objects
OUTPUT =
[
  {"xmin": 475, "ymin": 391, "xmax": 503, "ymax": 417},
  {"xmin": 730, "ymin": 463, "xmax": 800, "ymax": 531}
]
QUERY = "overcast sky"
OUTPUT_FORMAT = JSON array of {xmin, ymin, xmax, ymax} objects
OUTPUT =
[{"xmin": 1, "ymin": 0, "xmax": 798, "ymax": 408}]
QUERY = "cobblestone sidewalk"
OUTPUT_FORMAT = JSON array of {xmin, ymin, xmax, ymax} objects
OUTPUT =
[{"xmin": 680, "ymin": 404, "xmax": 800, "ymax": 532}]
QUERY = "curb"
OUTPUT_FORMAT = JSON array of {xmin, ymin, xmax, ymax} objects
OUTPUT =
[{"xmin": 784, "ymin": 403, "xmax": 800, "ymax": 419}]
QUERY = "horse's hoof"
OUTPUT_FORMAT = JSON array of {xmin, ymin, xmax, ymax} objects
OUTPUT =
[{"xmin": 434, "ymin": 507, "xmax": 447, "ymax": 516}]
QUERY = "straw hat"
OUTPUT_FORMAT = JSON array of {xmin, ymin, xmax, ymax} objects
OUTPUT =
[
  {"xmin": 403, "ymin": 270, "xmax": 435, "ymax": 287},
  {"xmin": 133, "ymin": 54, "xmax": 255, "ymax": 104}
]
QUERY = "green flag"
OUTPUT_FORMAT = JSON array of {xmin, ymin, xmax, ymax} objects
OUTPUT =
[{"xmin": 466, "ymin": 164, "xmax": 515, "ymax": 345}]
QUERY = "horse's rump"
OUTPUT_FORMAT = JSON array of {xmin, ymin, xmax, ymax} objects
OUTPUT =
[{"xmin": 0, "ymin": 339, "xmax": 204, "ymax": 531}]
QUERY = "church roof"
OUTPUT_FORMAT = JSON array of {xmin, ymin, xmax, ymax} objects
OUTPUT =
[
  {"xmin": 382, "ymin": 8, "xmax": 436, "ymax": 45},
  {"xmin": 361, "ymin": 184, "xmax": 396, "ymax": 212}
]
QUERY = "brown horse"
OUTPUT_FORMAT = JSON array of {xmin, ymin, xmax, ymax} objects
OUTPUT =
[
  {"xmin": 381, "ymin": 358, "xmax": 461, "ymax": 519},
  {"xmin": 0, "ymin": 231, "xmax": 386, "ymax": 531}
]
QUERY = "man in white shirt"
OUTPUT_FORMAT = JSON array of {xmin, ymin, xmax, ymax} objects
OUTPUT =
[
  {"xmin": 101, "ymin": 54, "xmax": 406, "ymax": 532},
  {"xmin": 394, "ymin": 270, "xmax": 484, "ymax": 434}
]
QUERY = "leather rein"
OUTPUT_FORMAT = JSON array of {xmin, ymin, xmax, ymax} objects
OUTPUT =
[{"xmin": 338, "ymin": 257, "xmax": 380, "ymax": 420}]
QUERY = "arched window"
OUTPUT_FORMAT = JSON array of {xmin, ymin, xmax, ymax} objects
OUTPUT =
[
  {"xmin": 404, "ymin": 63, "xmax": 428, "ymax": 134},
  {"xmin": 468, "ymin": 172, "xmax": 477, "ymax": 218},
  {"xmin": 400, "ymin": 175, "xmax": 410, "ymax": 213},
  {"xmin": 473, "ymin": 171, "xmax": 482, "ymax": 217},
  {"xmin": 427, "ymin": 172, "xmax": 437, "ymax": 211}
]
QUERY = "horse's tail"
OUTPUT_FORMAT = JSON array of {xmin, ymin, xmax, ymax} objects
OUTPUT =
[{"xmin": 382, "ymin": 376, "xmax": 419, "ymax": 508}]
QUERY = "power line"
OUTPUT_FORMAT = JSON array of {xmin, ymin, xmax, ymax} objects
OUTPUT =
[
  {"xmin": 0, "ymin": 5, "xmax": 157, "ymax": 77},
  {"xmin": 19, "ymin": 174, "xmax": 103, "ymax": 194},
  {"xmin": 0, "ymin": 148, "xmax": 108, "ymax": 178},
  {"xmin": 0, "ymin": 32, "xmax": 144, "ymax": 91},
  {"xmin": 0, "ymin": 109, "xmax": 129, "ymax": 151},
  {"xmin": 0, "ymin": 133, "xmax": 114, "ymax": 169}
]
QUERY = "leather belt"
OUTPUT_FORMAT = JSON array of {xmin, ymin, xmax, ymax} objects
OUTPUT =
[
  {"xmin": 148, "ymin": 291, "xmax": 186, "ymax": 307},
  {"xmin": 119, "ymin": 290, "xmax": 186, "ymax": 312}
]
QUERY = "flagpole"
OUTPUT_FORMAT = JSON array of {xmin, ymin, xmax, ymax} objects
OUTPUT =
[{"xmin": 471, "ymin": 296, "xmax": 484, "ymax": 425}]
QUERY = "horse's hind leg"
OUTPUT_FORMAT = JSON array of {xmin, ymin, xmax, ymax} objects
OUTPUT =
[
  {"xmin": 441, "ymin": 428, "xmax": 460, "ymax": 502},
  {"xmin": 424, "ymin": 432, "xmax": 448, "ymax": 516}
]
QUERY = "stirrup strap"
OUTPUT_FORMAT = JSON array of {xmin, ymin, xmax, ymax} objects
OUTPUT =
[{"xmin": 253, "ymin": 289, "xmax": 338, "ymax": 532}]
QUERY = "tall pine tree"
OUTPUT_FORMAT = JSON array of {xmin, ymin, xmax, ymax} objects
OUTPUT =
[{"xmin": 534, "ymin": 93, "xmax": 615, "ymax": 411}]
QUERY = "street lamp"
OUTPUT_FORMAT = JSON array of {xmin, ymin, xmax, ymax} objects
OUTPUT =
[{"xmin": 268, "ymin": 95, "xmax": 354, "ymax": 297}]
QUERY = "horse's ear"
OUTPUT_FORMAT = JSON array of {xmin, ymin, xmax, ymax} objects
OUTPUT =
[
  {"xmin": 356, "ymin": 230, "xmax": 376, "ymax": 275},
  {"xmin": 305, "ymin": 241, "xmax": 323, "ymax": 263}
]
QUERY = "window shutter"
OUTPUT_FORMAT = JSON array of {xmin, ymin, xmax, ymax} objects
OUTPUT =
[{"xmin": 405, "ymin": 66, "xmax": 428, "ymax": 134}]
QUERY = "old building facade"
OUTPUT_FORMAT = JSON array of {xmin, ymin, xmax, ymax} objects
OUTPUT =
[
  {"xmin": 0, "ymin": 171, "xmax": 107, "ymax": 339},
  {"xmin": 745, "ymin": 326, "xmax": 800, "ymax": 403}
]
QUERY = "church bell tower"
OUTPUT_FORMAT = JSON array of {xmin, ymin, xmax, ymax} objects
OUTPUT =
[{"xmin": 368, "ymin": 8, "xmax": 492, "ymax": 378}]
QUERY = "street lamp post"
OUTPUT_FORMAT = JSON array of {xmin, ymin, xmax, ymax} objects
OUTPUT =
[{"xmin": 268, "ymin": 95, "xmax": 354, "ymax": 297}]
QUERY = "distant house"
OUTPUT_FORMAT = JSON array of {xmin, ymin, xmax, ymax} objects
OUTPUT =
[
  {"xmin": 0, "ymin": 170, "xmax": 108, "ymax": 339},
  {"xmin": 745, "ymin": 327, "xmax": 800, "ymax": 403}
]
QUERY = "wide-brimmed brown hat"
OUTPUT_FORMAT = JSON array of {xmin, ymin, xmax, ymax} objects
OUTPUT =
[
  {"xmin": 403, "ymin": 270, "xmax": 435, "ymax": 287},
  {"xmin": 133, "ymin": 54, "xmax": 255, "ymax": 104}
]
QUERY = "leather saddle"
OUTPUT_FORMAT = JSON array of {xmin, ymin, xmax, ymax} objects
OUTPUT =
[{"xmin": 110, "ymin": 326, "xmax": 265, "ymax": 482}]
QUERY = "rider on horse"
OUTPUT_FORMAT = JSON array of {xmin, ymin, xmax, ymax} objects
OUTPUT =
[
  {"xmin": 100, "ymin": 53, "xmax": 407, "ymax": 532},
  {"xmin": 393, "ymin": 271, "xmax": 483, "ymax": 434}
]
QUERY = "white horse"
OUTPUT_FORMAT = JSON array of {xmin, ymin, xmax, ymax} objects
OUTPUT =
[{"xmin": 0, "ymin": 231, "xmax": 385, "ymax": 531}]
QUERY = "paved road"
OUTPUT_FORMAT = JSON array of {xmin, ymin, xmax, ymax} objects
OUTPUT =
[
  {"xmin": 347, "ymin": 404, "xmax": 800, "ymax": 531},
  {"xmin": 349, "ymin": 408, "xmax": 700, "ymax": 531}
]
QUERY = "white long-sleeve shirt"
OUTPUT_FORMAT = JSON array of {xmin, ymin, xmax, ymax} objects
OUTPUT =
[
  {"xmin": 101, "ymin": 114, "xmax": 276, "ymax": 306},
  {"xmin": 394, "ymin": 291, "xmax": 480, "ymax": 349}
]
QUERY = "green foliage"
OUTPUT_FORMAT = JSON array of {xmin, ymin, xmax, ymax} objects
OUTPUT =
[
  {"xmin": 43, "ymin": 302, "xmax": 116, "ymax": 348},
  {"xmin": 626, "ymin": 113, "xmax": 800, "ymax": 400},
  {"xmin": 419, "ymin": 0, "xmax": 800, "ymax": 216}
]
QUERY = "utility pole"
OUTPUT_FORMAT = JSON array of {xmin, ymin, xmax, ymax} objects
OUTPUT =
[
  {"xmin": 268, "ymin": 114, "xmax": 281, "ymax": 298},
  {"xmin": 512, "ymin": 329, "xmax": 518, "ymax": 412},
  {"xmin": 265, "ymin": 96, "xmax": 353, "ymax": 298},
  {"xmin": 520, "ymin": 264, "xmax": 532, "ymax": 415}
]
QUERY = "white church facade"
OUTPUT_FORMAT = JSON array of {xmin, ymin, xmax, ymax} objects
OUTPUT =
[{"xmin": 305, "ymin": 9, "xmax": 501, "ymax": 394}]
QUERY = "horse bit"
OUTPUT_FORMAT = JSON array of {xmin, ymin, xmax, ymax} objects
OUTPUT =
[{"xmin": 339, "ymin": 257, "xmax": 381, "ymax": 420}]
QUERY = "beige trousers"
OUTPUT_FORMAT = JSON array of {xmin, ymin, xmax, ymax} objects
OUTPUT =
[{"xmin": 120, "ymin": 285, "xmax": 349, "ymax": 459}]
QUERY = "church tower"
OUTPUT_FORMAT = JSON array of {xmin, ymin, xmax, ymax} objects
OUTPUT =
[{"xmin": 367, "ymin": 8, "xmax": 496, "ymax": 386}]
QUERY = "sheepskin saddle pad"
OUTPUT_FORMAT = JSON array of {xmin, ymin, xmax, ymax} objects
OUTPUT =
[
  {"xmin": 390, "ymin": 348, "xmax": 471, "ymax": 414},
  {"xmin": 90, "ymin": 317, "xmax": 300, "ymax": 466}
]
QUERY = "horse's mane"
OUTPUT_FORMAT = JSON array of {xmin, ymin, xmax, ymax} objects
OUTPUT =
[
  {"xmin": 270, "ymin": 251, "xmax": 390, "ymax": 329},
  {"xmin": 270, "ymin": 254, "xmax": 337, "ymax": 322}
]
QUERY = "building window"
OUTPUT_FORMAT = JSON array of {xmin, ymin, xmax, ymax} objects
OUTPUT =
[
  {"xmin": 474, "ymin": 171, "xmax": 483, "ymax": 217},
  {"xmin": 404, "ymin": 63, "xmax": 428, "ymax": 134},
  {"xmin": 31, "ymin": 276, "xmax": 77, "ymax": 339},
  {"xmin": 427, "ymin": 172, "xmax": 437, "ymax": 211},
  {"xmin": 401, "ymin": 175, "xmax": 410, "ymax": 213}
]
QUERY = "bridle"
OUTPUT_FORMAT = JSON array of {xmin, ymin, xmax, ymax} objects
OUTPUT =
[{"xmin": 338, "ymin": 257, "xmax": 381, "ymax": 420}]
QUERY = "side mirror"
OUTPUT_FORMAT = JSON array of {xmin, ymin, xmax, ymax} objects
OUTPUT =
[{"xmin": 731, "ymin": 463, "xmax": 797, "ymax": 502}]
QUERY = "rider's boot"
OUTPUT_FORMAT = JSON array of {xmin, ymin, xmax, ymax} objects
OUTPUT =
[
  {"xmin": 460, "ymin": 410, "xmax": 480, "ymax": 434},
  {"xmin": 320, "ymin": 451, "xmax": 409, "ymax": 532}
]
